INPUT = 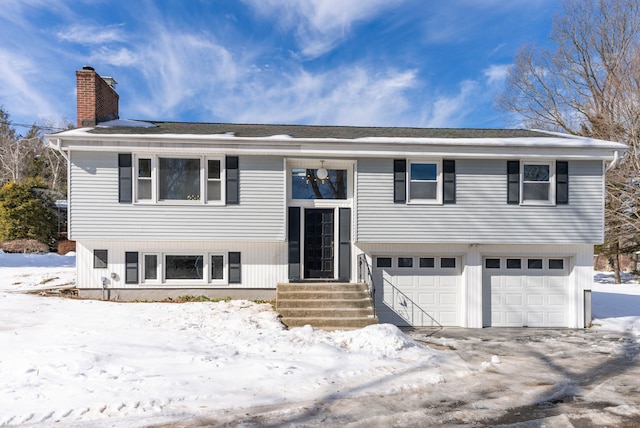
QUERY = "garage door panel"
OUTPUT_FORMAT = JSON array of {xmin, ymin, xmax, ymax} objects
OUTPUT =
[
  {"xmin": 505, "ymin": 277, "xmax": 523, "ymax": 288},
  {"xmin": 548, "ymin": 312, "xmax": 566, "ymax": 324},
  {"xmin": 526, "ymin": 277, "xmax": 544, "ymax": 288},
  {"xmin": 418, "ymin": 292, "xmax": 437, "ymax": 305},
  {"xmin": 417, "ymin": 276, "xmax": 437, "ymax": 287},
  {"xmin": 484, "ymin": 257, "xmax": 570, "ymax": 327},
  {"xmin": 505, "ymin": 293, "xmax": 523, "ymax": 306},
  {"xmin": 438, "ymin": 293, "xmax": 457, "ymax": 305},
  {"xmin": 396, "ymin": 276, "xmax": 414, "ymax": 287},
  {"xmin": 439, "ymin": 311, "xmax": 458, "ymax": 325},
  {"xmin": 440, "ymin": 276, "xmax": 459, "ymax": 287},
  {"xmin": 527, "ymin": 294, "xmax": 544, "ymax": 306},
  {"xmin": 548, "ymin": 294, "xmax": 565, "ymax": 305},
  {"xmin": 527, "ymin": 312, "xmax": 544, "ymax": 325},
  {"xmin": 505, "ymin": 311, "xmax": 523, "ymax": 325}
]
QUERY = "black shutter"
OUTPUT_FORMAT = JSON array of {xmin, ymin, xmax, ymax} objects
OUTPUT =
[
  {"xmin": 556, "ymin": 161, "xmax": 569, "ymax": 204},
  {"xmin": 443, "ymin": 160, "xmax": 456, "ymax": 204},
  {"xmin": 393, "ymin": 159, "xmax": 406, "ymax": 203},
  {"xmin": 507, "ymin": 161, "xmax": 520, "ymax": 204},
  {"xmin": 229, "ymin": 252, "xmax": 241, "ymax": 284},
  {"xmin": 125, "ymin": 252, "xmax": 138, "ymax": 284},
  {"xmin": 118, "ymin": 154, "xmax": 132, "ymax": 203},
  {"xmin": 338, "ymin": 208, "xmax": 351, "ymax": 282},
  {"xmin": 288, "ymin": 207, "xmax": 301, "ymax": 281},
  {"xmin": 226, "ymin": 156, "xmax": 239, "ymax": 205}
]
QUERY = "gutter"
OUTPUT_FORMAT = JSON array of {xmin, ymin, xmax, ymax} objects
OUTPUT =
[{"xmin": 46, "ymin": 137, "xmax": 69, "ymax": 162}]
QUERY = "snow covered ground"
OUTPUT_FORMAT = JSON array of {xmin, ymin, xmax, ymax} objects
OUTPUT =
[{"xmin": 1, "ymin": 250, "xmax": 639, "ymax": 427}]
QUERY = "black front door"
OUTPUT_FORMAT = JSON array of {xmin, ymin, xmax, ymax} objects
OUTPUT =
[{"xmin": 304, "ymin": 209, "xmax": 334, "ymax": 278}]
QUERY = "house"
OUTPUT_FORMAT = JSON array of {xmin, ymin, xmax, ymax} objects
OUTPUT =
[{"xmin": 46, "ymin": 68, "xmax": 626, "ymax": 329}]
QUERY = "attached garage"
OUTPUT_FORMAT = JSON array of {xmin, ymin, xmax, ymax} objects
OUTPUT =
[
  {"xmin": 373, "ymin": 255, "xmax": 462, "ymax": 327},
  {"xmin": 482, "ymin": 257, "xmax": 570, "ymax": 327}
]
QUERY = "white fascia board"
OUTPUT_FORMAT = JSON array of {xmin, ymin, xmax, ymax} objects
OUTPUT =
[{"xmin": 51, "ymin": 129, "xmax": 627, "ymax": 160}]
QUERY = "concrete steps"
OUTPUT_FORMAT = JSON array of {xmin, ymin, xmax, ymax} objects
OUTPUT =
[{"xmin": 276, "ymin": 282, "xmax": 377, "ymax": 330}]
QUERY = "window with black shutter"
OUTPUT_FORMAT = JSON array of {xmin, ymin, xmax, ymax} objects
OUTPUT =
[
  {"xmin": 125, "ymin": 252, "xmax": 138, "ymax": 284},
  {"xmin": 226, "ymin": 156, "xmax": 239, "ymax": 205},
  {"xmin": 507, "ymin": 161, "xmax": 520, "ymax": 204},
  {"xmin": 443, "ymin": 160, "xmax": 456, "ymax": 204},
  {"xmin": 228, "ymin": 252, "xmax": 241, "ymax": 283},
  {"xmin": 118, "ymin": 154, "xmax": 132, "ymax": 203},
  {"xmin": 393, "ymin": 159, "xmax": 406, "ymax": 203},
  {"xmin": 556, "ymin": 161, "xmax": 569, "ymax": 204}
]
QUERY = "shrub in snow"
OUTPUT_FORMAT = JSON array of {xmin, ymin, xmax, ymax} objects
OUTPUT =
[
  {"xmin": 57, "ymin": 240, "xmax": 76, "ymax": 255},
  {"xmin": 1, "ymin": 239, "xmax": 49, "ymax": 254},
  {"xmin": 0, "ymin": 180, "xmax": 58, "ymax": 247}
]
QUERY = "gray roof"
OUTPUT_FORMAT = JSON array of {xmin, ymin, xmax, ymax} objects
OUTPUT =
[{"xmin": 88, "ymin": 121, "xmax": 557, "ymax": 139}]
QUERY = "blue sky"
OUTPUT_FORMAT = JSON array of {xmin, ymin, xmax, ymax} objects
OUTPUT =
[{"xmin": 0, "ymin": 0, "xmax": 559, "ymax": 132}]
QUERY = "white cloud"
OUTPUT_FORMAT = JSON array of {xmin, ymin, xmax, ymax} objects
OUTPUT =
[
  {"xmin": 204, "ymin": 66, "xmax": 419, "ymax": 126},
  {"xmin": 242, "ymin": 0, "xmax": 402, "ymax": 58},
  {"xmin": 424, "ymin": 80, "xmax": 480, "ymax": 128},
  {"xmin": 57, "ymin": 24, "xmax": 126, "ymax": 45},
  {"xmin": 125, "ymin": 28, "xmax": 243, "ymax": 119},
  {"xmin": 0, "ymin": 48, "xmax": 56, "ymax": 122},
  {"xmin": 484, "ymin": 64, "xmax": 510, "ymax": 86},
  {"xmin": 90, "ymin": 47, "xmax": 139, "ymax": 67}
]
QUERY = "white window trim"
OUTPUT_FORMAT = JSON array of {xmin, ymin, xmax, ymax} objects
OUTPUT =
[
  {"xmin": 208, "ymin": 253, "xmax": 227, "ymax": 284},
  {"xmin": 206, "ymin": 158, "xmax": 224, "ymax": 204},
  {"xmin": 407, "ymin": 159, "xmax": 442, "ymax": 205},
  {"xmin": 133, "ymin": 155, "xmax": 225, "ymax": 205},
  {"xmin": 520, "ymin": 160, "xmax": 556, "ymax": 206},
  {"xmin": 483, "ymin": 257, "xmax": 569, "ymax": 274},
  {"xmin": 136, "ymin": 158, "xmax": 154, "ymax": 202},
  {"xmin": 158, "ymin": 252, "xmax": 228, "ymax": 285},
  {"xmin": 141, "ymin": 253, "xmax": 160, "ymax": 284}
]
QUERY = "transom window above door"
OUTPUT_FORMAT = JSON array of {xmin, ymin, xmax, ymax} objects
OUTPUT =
[{"xmin": 291, "ymin": 168, "xmax": 347, "ymax": 199}]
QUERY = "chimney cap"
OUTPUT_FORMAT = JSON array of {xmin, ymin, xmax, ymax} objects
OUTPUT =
[
  {"xmin": 102, "ymin": 76, "xmax": 118, "ymax": 89},
  {"xmin": 82, "ymin": 65, "xmax": 95, "ymax": 71}
]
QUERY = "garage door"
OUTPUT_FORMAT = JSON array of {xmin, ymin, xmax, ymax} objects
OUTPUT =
[
  {"xmin": 374, "ymin": 256, "xmax": 462, "ymax": 327},
  {"xmin": 483, "ymin": 257, "xmax": 569, "ymax": 327}
]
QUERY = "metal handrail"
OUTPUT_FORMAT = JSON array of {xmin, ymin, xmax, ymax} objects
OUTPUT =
[
  {"xmin": 390, "ymin": 285, "xmax": 443, "ymax": 329},
  {"xmin": 357, "ymin": 254, "xmax": 376, "ymax": 317}
]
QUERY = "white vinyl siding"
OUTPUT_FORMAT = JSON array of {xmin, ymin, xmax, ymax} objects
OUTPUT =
[
  {"xmin": 356, "ymin": 159, "xmax": 603, "ymax": 244},
  {"xmin": 69, "ymin": 151, "xmax": 285, "ymax": 241},
  {"xmin": 75, "ymin": 240, "xmax": 287, "ymax": 289}
]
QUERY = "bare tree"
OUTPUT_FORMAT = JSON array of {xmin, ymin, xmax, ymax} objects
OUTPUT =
[
  {"xmin": 0, "ymin": 108, "xmax": 69, "ymax": 194},
  {"xmin": 497, "ymin": 0, "xmax": 640, "ymax": 282}
]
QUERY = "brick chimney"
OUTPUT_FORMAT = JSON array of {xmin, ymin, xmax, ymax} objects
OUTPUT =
[{"xmin": 76, "ymin": 66, "xmax": 119, "ymax": 127}]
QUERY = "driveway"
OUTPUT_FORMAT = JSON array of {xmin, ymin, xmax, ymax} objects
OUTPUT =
[
  {"xmin": 398, "ymin": 326, "xmax": 640, "ymax": 427},
  {"xmin": 185, "ymin": 326, "xmax": 640, "ymax": 427}
]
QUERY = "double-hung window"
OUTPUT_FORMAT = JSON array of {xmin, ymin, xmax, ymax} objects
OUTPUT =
[
  {"xmin": 522, "ymin": 162, "xmax": 553, "ymax": 204},
  {"xmin": 508, "ymin": 160, "xmax": 566, "ymax": 205},
  {"xmin": 137, "ymin": 158, "xmax": 152, "ymax": 200},
  {"xmin": 394, "ymin": 159, "xmax": 454, "ymax": 204},
  {"xmin": 134, "ymin": 156, "xmax": 224, "ymax": 204},
  {"xmin": 409, "ymin": 160, "xmax": 441, "ymax": 203}
]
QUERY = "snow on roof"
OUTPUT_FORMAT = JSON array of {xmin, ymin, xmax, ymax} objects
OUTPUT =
[{"xmin": 95, "ymin": 119, "xmax": 157, "ymax": 128}]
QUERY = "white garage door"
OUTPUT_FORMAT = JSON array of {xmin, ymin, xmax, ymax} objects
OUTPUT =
[
  {"xmin": 374, "ymin": 256, "xmax": 462, "ymax": 327},
  {"xmin": 483, "ymin": 257, "xmax": 569, "ymax": 327}
]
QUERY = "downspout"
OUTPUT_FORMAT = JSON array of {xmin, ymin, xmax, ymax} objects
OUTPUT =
[
  {"xmin": 606, "ymin": 150, "xmax": 620, "ymax": 171},
  {"xmin": 46, "ymin": 138, "xmax": 69, "ymax": 162}
]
